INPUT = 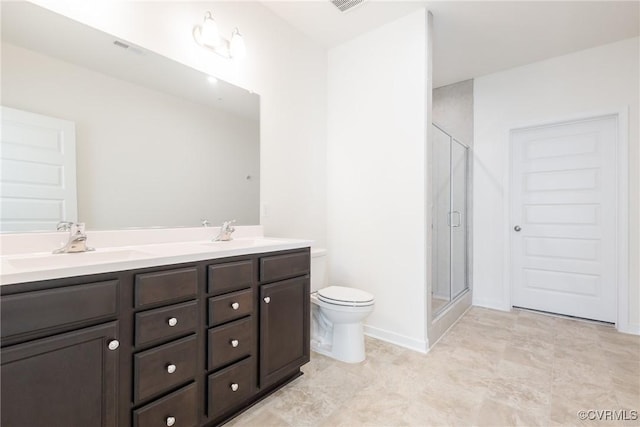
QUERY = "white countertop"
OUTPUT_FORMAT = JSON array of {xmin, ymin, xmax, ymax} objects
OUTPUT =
[{"xmin": 0, "ymin": 235, "xmax": 312, "ymax": 286}]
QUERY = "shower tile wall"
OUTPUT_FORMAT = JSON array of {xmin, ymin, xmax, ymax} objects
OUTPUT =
[{"xmin": 433, "ymin": 79, "xmax": 474, "ymax": 147}]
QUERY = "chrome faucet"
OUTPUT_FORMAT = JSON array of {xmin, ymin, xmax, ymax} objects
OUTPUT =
[
  {"xmin": 213, "ymin": 220, "xmax": 236, "ymax": 241},
  {"xmin": 53, "ymin": 221, "xmax": 95, "ymax": 254}
]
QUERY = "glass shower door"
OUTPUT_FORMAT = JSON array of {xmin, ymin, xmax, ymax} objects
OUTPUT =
[
  {"xmin": 450, "ymin": 139, "xmax": 468, "ymax": 299},
  {"xmin": 432, "ymin": 126, "xmax": 452, "ymax": 313},
  {"xmin": 432, "ymin": 124, "xmax": 469, "ymax": 316}
]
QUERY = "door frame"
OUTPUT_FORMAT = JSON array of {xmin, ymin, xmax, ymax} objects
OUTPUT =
[{"xmin": 505, "ymin": 108, "xmax": 630, "ymax": 333}]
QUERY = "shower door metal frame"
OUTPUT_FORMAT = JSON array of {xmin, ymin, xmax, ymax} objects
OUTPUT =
[{"xmin": 433, "ymin": 123, "xmax": 472, "ymax": 316}]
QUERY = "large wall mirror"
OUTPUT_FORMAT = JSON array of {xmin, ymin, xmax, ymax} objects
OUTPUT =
[{"xmin": 1, "ymin": 2, "xmax": 260, "ymax": 233}]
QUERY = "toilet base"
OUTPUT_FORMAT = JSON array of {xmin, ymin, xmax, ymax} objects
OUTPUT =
[{"xmin": 312, "ymin": 322, "xmax": 366, "ymax": 364}]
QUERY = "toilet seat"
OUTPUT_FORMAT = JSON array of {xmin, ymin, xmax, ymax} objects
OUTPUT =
[{"xmin": 317, "ymin": 286, "xmax": 374, "ymax": 307}]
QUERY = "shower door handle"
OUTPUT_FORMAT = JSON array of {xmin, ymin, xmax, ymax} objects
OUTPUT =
[{"xmin": 449, "ymin": 211, "xmax": 462, "ymax": 227}]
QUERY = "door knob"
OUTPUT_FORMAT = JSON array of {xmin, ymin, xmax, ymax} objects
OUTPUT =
[
  {"xmin": 166, "ymin": 416, "xmax": 176, "ymax": 427},
  {"xmin": 230, "ymin": 339, "xmax": 239, "ymax": 348},
  {"xmin": 263, "ymin": 297, "xmax": 271, "ymax": 304},
  {"xmin": 166, "ymin": 364, "xmax": 177, "ymax": 374},
  {"xmin": 231, "ymin": 302, "xmax": 240, "ymax": 310},
  {"xmin": 230, "ymin": 383, "xmax": 239, "ymax": 392},
  {"xmin": 168, "ymin": 317, "xmax": 178, "ymax": 327},
  {"xmin": 514, "ymin": 225, "xmax": 522, "ymax": 232},
  {"xmin": 107, "ymin": 340, "xmax": 119, "ymax": 351}
]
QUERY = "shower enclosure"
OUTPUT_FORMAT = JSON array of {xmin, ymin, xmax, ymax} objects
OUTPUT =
[{"xmin": 432, "ymin": 123, "xmax": 470, "ymax": 316}]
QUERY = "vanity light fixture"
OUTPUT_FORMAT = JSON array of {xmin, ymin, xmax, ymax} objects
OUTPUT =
[{"xmin": 194, "ymin": 11, "xmax": 246, "ymax": 60}]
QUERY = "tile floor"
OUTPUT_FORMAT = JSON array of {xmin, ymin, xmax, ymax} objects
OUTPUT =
[{"xmin": 227, "ymin": 307, "xmax": 640, "ymax": 427}]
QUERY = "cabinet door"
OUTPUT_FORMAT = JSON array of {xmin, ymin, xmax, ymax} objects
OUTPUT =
[
  {"xmin": 1, "ymin": 322, "xmax": 119, "ymax": 427},
  {"xmin": 259, "ymin": 276, "xmax": 309, "ymax": 387}
]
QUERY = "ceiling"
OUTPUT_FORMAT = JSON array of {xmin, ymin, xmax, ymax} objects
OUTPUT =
[{"xmin": 261, "ymin": 1, "xmax": 640, "ymax": 87}]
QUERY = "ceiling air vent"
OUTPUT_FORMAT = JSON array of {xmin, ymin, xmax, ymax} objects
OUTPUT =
[{"xmin": 330, "ymin": 0, "xmax": 366, "ymax": 13}]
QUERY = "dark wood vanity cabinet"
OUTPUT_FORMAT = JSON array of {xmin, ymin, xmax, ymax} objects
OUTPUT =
[
  {"xmin": 0, "ymin": 247, "xmax": 310, "ymax": 427},
  {"xmin": 205, "ymin": 258, "xmax": 257, "ymax": 422},
  {"xmin": 259, "ymin": 276, "xmax": 310, "ymax": 387},
  {"xmin": 258, "ymin": 251, "xmax": 311, "ymax": 388},
  {"xmin": 0, "ymin": 280, "xmax": 120, "ymax": 427},
  {"xmin": 1, "ymin": 323, "xmax": 119, "ymax": 427}
]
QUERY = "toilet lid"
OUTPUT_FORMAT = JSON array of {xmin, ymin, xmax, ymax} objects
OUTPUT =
[{"xmin": 317, "ymin": 286, "xmax": 375, "ymax": 306}]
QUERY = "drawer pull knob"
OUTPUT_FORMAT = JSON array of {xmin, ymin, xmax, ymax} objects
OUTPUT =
[
  {"xmin": 231, "ymin": 302, "xmax": 240, "ymax": 310},
  {"xmin": 166, "ymin": 416, "xmax": 176, "ymax": 426},
  {"xmin": 230, "ymin": 383, "xmax": 239, "ymax": 392},
  {"xmin": 107, "ymin": 340, "xmax": 119, "ymax": 351},
  {"xmin": 263, "ymin": 297, "xmax": 271, "ymax": 304},
  {"xmin": 168, "ymin": 317, "xmax": 178, "ymax": 327},
  {"xmin": 230, "ymin": 339, "xmax": 239, "ymax": 348},
  {"xmin": 166, "ymin": 364, "xmax": 177, "ymax": 374}
]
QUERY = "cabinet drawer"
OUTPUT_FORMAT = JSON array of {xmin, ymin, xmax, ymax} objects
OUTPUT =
[
  {"xmin": 259, "ymin": 251, "xmax": 310, "ymax": 283},
  {"xmin": 208, "ymin": 317, "xmax": 253, "ymax": 370},
  {"xmin": 207, "ymin": 357, "xmax": 255, "ymax": 420},
  {"xmin": 133, "ymin": 382, "xmax": 198, "ymax": 427},
  {"xmin": 207, "ymin": 260, "xmax": 254, "ymax": 295},
  {"xmin": 135, "ymin": 268, "xmax": 197, "ymax": 308},
  {"xmin": 1, "ymin": 280, "xmax": 118, "ymax": 340},
  {"xmin": 134, "ymin": 335, "xmax": 197, "ymax": 402},
  {"xmin": 135, "ymin": 300, "xmax": 198, "ymax": 347},
  {"xmin": 208, "ymin": 289, "xmax": 253, "ymax": 327}
]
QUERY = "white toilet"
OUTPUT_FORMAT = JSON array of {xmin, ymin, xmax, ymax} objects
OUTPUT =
[{"xmin": 310, "ymin": 248, "xmax": 375, "ymax": 363}]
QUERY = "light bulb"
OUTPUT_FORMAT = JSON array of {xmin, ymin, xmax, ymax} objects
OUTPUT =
[
  {"xmin": 200, "ymin": 12, "xmax": 220, "ymax": 48},
  {"xmin": 230, "ymin": 28, "xmax": 246, "ymax": 60}
]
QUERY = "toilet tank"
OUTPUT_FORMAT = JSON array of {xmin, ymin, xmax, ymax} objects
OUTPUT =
[{"xmin": 310, "ymin": 248, "xmax": 328, "ymax": 292}]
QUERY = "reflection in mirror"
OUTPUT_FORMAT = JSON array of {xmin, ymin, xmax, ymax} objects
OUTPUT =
[{"xmin": 0, "ymin": 2, "xmax": 260, "ymax": 233}]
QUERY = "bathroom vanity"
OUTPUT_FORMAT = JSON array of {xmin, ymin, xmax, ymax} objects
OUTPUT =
[{"xmin": 0, "ymin": 238, "xmax": 310, "ymax": 427}]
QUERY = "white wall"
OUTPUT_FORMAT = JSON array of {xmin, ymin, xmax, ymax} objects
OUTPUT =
[
  {"xmin": 474, "ymin": 37, "xmax": 640, "ymax": 333},
  {"xmin": 2, "ymin": 42, "xmax": 259, "ymax": 229},
  {"xmin": 29, "ymin": 0, "xmax": 328, "ymax": 245},
  {"xmin": 327, "ymin": 9, "xmax": 430, "ymax": 351}
]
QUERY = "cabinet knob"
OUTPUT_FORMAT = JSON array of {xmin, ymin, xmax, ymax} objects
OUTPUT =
[
  {"xmin": 263, "ymin": 297, "xmax": 271, "ymax": 304},
  {"xmin": 230, "ymin": 383, "xmax": 239, "ymax": 392},
  {"xmin": 166, "ymin": 416, "xmax": 176, "ymax": 426},
  {"xmin": 167, "ymin": 364, "xmax": 177, "ymax": 374},
  {"xmin": 231, "ymin": 302, "xmax": 240, "ymax": 310},
  {"xmin": 168, "ymin": 317, "xmax": 178, "ymax": 327},
  {"xmin": 230, "ymin": 339, "xmax": 239, "ymax": 348},
  {"xmin": 107, "ymin": 340, "xmax": 119, "ymax": 351}
]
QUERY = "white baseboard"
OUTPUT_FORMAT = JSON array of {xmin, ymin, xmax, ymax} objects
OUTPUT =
[
  {"xmin": 617, "ymin": 322, "xmax": 640, "ymax": 336},
  {"xmin": 472, "ymin": 297, "xmax": 511, "ymax": 312},
  {"xmin": 363, "ymin": 324, "xmax": 429, "ymax": 354}
]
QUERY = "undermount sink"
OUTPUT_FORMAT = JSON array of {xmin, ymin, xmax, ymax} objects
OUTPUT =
[
  {"xmin": 3, "ymin": 249, "xmax": 153, "ymax": 270},
  {"xmin": 199, "ymin": 238, "xmax": 283, "ymax": 249}
]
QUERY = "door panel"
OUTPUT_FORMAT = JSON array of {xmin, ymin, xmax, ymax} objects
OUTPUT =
[
  {"xmin": 511, "ymin": 115, "xmax": 617, "ymax": 322},
  {"xmin": 451, "ymin": 139, "xmax": 468, "ymax": 299},
  {"xmin": 432, "ymin": 126, "xmax": 451, "ymax": 305},
  {"xmin": 0, "ymin": 106, "xmax": 77, "ymax": 232},
  {"xmin": 1, "ymin": 322, "xmax": 118, "ymax": 427},
  {"xmin": 259, "ymin": 276, "xmax": 309, "ymax": 387}
]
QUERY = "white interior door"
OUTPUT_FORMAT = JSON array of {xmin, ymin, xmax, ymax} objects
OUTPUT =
[
  {"xmin": 1, "ymin": 106, "xmax": 77, "ymax": 232},
  {"xmin": 510, "ymin": 115, "xmax": 617, "ymax": 323}
]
